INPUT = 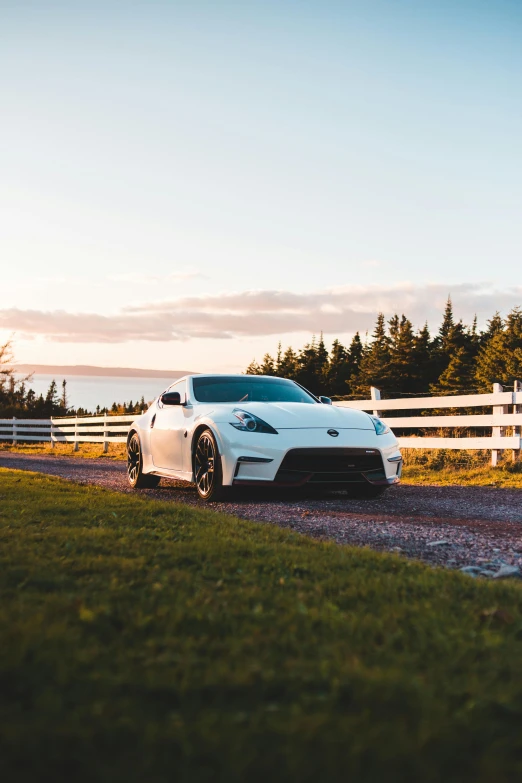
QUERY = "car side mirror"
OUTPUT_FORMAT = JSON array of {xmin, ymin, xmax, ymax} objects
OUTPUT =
[
  {"xmin": 160, "ymin": 391, "xmax": 182, "ymax": 406},
  {"xmin": 319, "ymin": 396, "xmax": 332, "ymax": 405}
]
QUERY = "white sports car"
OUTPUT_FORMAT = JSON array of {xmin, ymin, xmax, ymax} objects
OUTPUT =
[{"xmin": 127, "ymin": 374, "xmax": 402, "ymax": 501}]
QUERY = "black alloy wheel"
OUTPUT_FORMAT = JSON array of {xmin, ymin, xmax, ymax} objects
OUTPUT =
[
  {"xmin": 194, "ymin": 429, "xmax": 225, "ymax": 501},
  {"xmin": 127, "ymin": 433, "xmax": 161, "ymax": 489}
]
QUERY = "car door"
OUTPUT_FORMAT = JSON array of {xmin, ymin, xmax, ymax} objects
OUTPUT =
[{"xmin": 151, "ymin": 380, "xmax": 187, "ymax": 471}]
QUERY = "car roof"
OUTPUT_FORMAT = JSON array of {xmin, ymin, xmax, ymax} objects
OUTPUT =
[{"xmin": 176, "ymin": 373, "xmax": 287, "ymax": 382}]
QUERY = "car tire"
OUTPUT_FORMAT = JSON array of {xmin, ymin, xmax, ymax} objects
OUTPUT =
[
  {"xmin": 127, "ymin": 433, "xmax": 161, "ymax": 489},
  {"xmin": 194, "ymin": 429, "xmax": 226, "ymax": 502}
]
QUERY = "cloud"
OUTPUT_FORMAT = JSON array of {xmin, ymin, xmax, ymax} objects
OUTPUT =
[
  {"xmin": 1, "ymin": 282, "xmax": 521, "ymax": 344},
  {"xmin": 107, "ymin": 271, "xmax": 206, "ymax": 284}
]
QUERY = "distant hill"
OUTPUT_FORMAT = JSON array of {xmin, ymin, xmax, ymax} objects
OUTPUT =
[{"xmin": 12, "ymin": 364, "xmax": 197, "ymax": 378}]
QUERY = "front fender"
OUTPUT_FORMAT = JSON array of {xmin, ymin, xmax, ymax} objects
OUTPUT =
[
  {"xmin": 188, "ymin": 417, "xmax": 229, "ymax": 482},
  {"xmin": 129, "ymin": 414, "xmax": 154, "ymax": 473}
]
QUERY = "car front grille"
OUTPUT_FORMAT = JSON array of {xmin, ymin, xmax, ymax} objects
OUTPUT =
[{"xmin": 275, "ymin": 448, "xmax": 386, "ymax": 485}]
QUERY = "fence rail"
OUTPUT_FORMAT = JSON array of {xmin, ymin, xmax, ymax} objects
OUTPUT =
[
  {"xmin": 335, "ymin": 381, "xmax": 522, "ymax": 465},
  {"xmin": 0, "ymin": 414, "xmax": 136, "ymax": 452},
  {"xmin": 1, "ymin": 382, "xmax": 521, "ymax": 465}
]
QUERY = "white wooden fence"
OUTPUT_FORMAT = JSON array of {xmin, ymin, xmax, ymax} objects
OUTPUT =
[
  {"xmin": 0, "ymin": 414, "xmax": 136, "ymax": 453},
  {"xmin": 0, "ymin": 382, "xmax": 520, "ymax": 465},
  {"xmin": 335, "ymin": 381, "xmax": 522, "ymax": 465}
]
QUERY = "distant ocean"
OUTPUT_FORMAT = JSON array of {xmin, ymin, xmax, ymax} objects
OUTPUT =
[{"xmin": 15, "ymin": 374, "xmax": 177, "ymax": 411}]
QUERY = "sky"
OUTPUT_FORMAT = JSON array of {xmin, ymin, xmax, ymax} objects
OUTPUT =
[{"xmin": 1, "ymin": 0, "xmax": 521, "ymax": 372}]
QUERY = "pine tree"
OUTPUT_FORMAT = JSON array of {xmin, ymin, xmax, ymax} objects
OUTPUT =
[
  {"xmin": 276, "ymin": 346, "xmax": 298, "ymax": 379},
  {"xmin": 410, "ymin": 322, "xmax": 434, "ymax": 392},
  {"xmin": 431, "ymin": 346, "xmax": 475, "ymax": 396},
  {"xmin": 259, "ymin": 353, "xmax": 276, "ymax": 375},
  {"xmin": 482, "ymin": 312, "xmax": 504, "ymax": 342},
  {"xmin": 325, "ymin": 339, "xmax": 350, "ymax": 396},
  {"xmin": 433, "ymin": 296, "xmax": 455, "ymax": 379},
  {"xmin": 245, "ymin": 359, "xmax": 262, "ymax": 375},
  {"xmin": 44, "ymin": 380, "xmax": 61, "ymax": 415},
  {"xmin": 295, "ymin": 334, "xmax": 330, "ymax": 394},
  {"xmin": 475, "ymin": 307, "xmax": 522, "ymax": 391},
  {"xmin": 438, "ymin": 296, "xmax": 455, "ymax": 345},
  {"xmin": 345, "ymin": 332, "xmax": 364, "ymax": 395},
  {"xmin": 351, "ymin": 314, "xmax": 391, "ymax": 397},
  {"xmin": 275, "ymin": 342, "xmax": 282, "ymax": 372},
  {"xmin": 388, "ymin": 315, "xmax": 416, "ymax": 394},
  {"xmin": 60, "ymin": 379, "xmax": 69, "ymax": 413}
]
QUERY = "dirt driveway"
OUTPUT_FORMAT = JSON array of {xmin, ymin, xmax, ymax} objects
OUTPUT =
[{"xmin": 2, "ymin": 452, "xmax": 522, "ymax": 578}]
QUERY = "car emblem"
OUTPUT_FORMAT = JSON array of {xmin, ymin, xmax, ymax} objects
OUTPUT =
[{"xmin": 327, "ymin": 429, "xmax": 339, "ymax": 437}]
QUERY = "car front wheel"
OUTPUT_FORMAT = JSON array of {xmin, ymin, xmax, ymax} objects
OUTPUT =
[
  {"xmin": 194, "ymin": 429, "xmax": 226, "ymax": 501},
  {"xmin": 127, "ymin": 433, "xmax": 161, "ymax": 489}
]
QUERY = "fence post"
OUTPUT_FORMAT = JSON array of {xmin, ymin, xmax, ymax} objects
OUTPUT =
[
  {"xmin": 491, "ymin": 382, "xmax": 508, "ymax": 467},
  {"xmin": 103, "ymin": 414, "xmax": 109, "ymax": 454},
  {"xmin": 74, "ymin": 417, "xmax": 79, "ymax": 452},
  {"xmin": 514, "ymin": 380, "xmax": 522, "ymax": 462},
  {"xmin": 370, "ymin": 387, "xmax": 382, "ymax": 417},
  {"xmin": 50, "ymin": 417, "xmax": 55, "ymax": 449},
  {"xmin": 12, "ymin": 416, "xmax": 17, "ymax": 442}
]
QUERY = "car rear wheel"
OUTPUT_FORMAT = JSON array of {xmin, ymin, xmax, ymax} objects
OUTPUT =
[
  {"xmin": 194, "ymin": 429, "xmax": 226, "ymax": 501},
  {"xmin": 127, "ymin": 433, "xmax": 161, "ymax": 489}
]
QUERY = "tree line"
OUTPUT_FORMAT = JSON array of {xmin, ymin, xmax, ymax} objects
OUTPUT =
[
  {"xmin": 245, "ymin": 299, "xmax": 522, "ymax": 398},
  {"xmin": 0, "ymin": 339, "xmax": 147, "ymax": 418}
]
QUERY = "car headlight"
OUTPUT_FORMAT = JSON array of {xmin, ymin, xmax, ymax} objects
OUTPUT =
[
  {"xmin": 369, "ymin": 415, "xmax": 390, "ymax": 435},
  {"xmin": 230, "ymin": 409, "xmax": 278, "ymax": 434}
]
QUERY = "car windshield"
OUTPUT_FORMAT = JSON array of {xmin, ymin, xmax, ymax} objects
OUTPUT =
[{"xmin": 192, "ymin": 376, "xmax": 317, "ymax": 404}]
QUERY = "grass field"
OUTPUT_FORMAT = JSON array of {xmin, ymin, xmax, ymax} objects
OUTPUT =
[
  {"xmin": 403, "ymin": 464, "xmax": 522, "ymax": 488},
  {"xmin": 402, "ymin": 449, "xmax": 522, "ymax": 488},
  {"xmin": 1, "ymin": 469, "xmax": 522, "ymax": 781},
  {"xmin": 0, "ymin": 441, "xmax": 127, "ymax": 459}
]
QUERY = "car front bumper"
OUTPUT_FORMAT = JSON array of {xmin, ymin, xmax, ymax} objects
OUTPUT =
[{"xmin": 213, "ymin": 425, "xmax": 402, "ymax": 487}]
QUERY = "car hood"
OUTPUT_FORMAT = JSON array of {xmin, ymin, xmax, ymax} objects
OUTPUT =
[{"xmin": 208, "ymin": 401, "xmax": 374, "ymax": 429}]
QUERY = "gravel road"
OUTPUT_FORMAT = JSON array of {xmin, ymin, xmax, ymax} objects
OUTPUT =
[{"xmin": 2, "ymin": 452, "xmax": 522, "ymax": 577}]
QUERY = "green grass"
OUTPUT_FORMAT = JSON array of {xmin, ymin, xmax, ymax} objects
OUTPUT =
[
  {"xmin": 1, "ymin": 471, "xmax": 522, "ymax": 781},
  {"xmin": 403, "ymin": 464, "xmax": 522, "ymax": 488},
  {"xmin": 0, "ymin": 440, "xmax": 127, "ymax": 459},
  {"xmin": 402, "ymin": 449, "xmax": 522, "ymax": 488}
]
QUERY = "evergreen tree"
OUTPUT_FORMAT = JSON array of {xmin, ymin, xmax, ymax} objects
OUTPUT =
[
  {"xmin": 475, "ymin": 307, "xmax": 522, "ymax": 391},
  {"xmin": 245, "ymin": 359, "xmax": 262, "ymax": 375},
  {"xmin": 259, "ymin": 353, "xmax": 276, "ymax": 375},
  {"xmin": 295, "ymin": 335, "xmax": 329, "ymax": 394},
  {"xmin": 430, "ymin": 346, "xmax": 476, "ymax": 396},
  {"xmin": 388, "ymin": 315, "xmax": 416, "ymax": 394},
  {"xmin": 344, "ymin": 332, "xmax": 364, "ymax": 395},
  {"xmin": 60, "ymin": 379, "xmax": 69, "ymax": 413},
  {"xmin": 440, "ymin": 297, "xmax": 454, "ymax": 340},
  {"xmin": 433, "ymin": 296, "xmax": 455, "ymax": 377},
  {"xmin": 351, "ymin": 314, "xmax": 391, "ymax": 397},
  {"xmin": 432, "ymin": 296, "xmax": 477, "ymax": 384},
  {"xmin": 276, "ymin": 346, "xmax": 298, "ymax": 379},
  {"xmin": 482, "ymin": 311, "xmax": 504, "ymax": 341},
  {"xmin": 325, "ymin": 339, "xmax": 350, "ymax": 396},
  {"xmin": 45, "ymin": 380, "xmax": 61, "ymax": 415},
  {"xmin": 410, "ymin": 322, "xmax": 434, "ymax": 392},
  {"xmin": 275, "ymin": 342, "xmax": 282, "ymax": 371}
]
